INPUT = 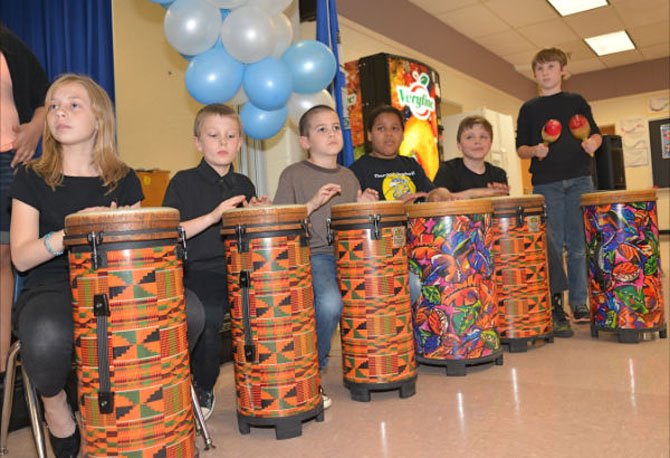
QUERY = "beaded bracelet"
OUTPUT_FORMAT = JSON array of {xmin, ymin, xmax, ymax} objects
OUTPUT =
[{"xmin": 43, "ymin": 231, "xmax": 64, "ymax": 257}]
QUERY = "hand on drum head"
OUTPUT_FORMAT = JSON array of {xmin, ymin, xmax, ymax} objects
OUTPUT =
[
  {"xmin": 212, "ymin": 195, "xmax": 248, "ymax": 223},
  {"xmin": 425, "ymin": 188, "xmax": 454, "ymax": 203},
  {"xmin": 356, "ymin": 188, "xmax": 379, "ymax": 202},
  {"xmin": 307, "ymin": 183, "xmax": 341, "ymax": 215},
  {"xmin": 79, "ymin": 201, "xmax": 123, "ymax": 213},
  {"xmin": 247, "ymin": 195, "xmax": 272, "ymax": 207},
  {"xmin": 399, "ymin": 191, "xmax": 429, "ymax": 204}
]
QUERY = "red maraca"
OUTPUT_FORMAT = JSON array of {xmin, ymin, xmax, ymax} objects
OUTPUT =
[
  {"xmin": 539, "ymin": 119, "xmax": 562, "ymax": 161},
  {"xmin": 569, "ymin": 114, "xmax": 591, "ymax": 141}
]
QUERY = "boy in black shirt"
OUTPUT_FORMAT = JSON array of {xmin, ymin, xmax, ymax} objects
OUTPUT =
[{"xmin": 163, "ymin": 104, "xmax": 269, "ymax": 419}]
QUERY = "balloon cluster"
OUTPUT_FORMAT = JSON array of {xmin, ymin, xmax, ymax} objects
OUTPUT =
[{"xmin": 153, "ymin": 0, "xmax": 338, "ymax": 139}]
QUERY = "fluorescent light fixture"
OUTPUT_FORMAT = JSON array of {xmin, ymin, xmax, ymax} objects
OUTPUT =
[
  {"xmin": 547, "ymin": 0, "xmax": 608, "ymax": 16},
  {"xmin": 585, "ymin": 30, "xmax": 635, "ymax": 56}
]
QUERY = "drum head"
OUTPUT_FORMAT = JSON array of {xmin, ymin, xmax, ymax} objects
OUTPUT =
[
  {"xmin": 406, "ymin": 198, "xmax": 493, "ymax": 218},
  {"xmin": 491, "ymin": 195, "xmax": 545, "ymax": 214},
  {"xmin": 581, "ymin": 189, "xmax": 657, "ymax": 206},
  {"xmin": 220, "ymin": 204, "xmax": 307, "ymax": 234},
  {"xmin": 330, "ymin": 201, "xmax": 406, "ymax": 226}
]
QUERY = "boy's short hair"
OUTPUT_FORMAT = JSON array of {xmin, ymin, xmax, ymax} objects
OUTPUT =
[
  {"xmin": 531, "ymin": 48, "xmax": 568, "ymax": 71},
  {"xmin": 366, "ymin": 105, "xmax": 404, "ymax": 132},
  {"xmin": 299, "ymin": 104, "xmax": 337, "ymax": 136},
  {"xmin": 457, "ymin": 116, "xmax": 494, "ymax": 142},
  {"xmin": 193, "ymin": 104, "xmax": 241, "ymax": 137}
]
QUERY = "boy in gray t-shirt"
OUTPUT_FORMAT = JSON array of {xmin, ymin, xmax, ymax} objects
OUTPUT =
[{"xmin": 274, "ymin": 105, "xmax": 377, "ymax": 409}]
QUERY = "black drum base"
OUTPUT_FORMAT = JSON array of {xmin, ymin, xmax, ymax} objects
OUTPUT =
[
  {"xmin": 344, "ymin": 375, "xmax": 417, "ymax": 402},
  {"xmin": 417, "ymin": 349, "xmax": 504, "ymax": 376},
  {"xmin": 501, "ymin": 333, "xmax": 554, "ymax": 353},
  {"xmin": 590, "ymin": 322, "xmax": 668, "ymax": 343},
  {"xmin": 237, "ymin": 401, "xmax": 324, "ymax": 440}
]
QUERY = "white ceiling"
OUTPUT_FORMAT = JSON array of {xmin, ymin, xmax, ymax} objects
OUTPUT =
[{"xmin": 407, "ymin": 0, "xmax": 670, "ymax": 80}]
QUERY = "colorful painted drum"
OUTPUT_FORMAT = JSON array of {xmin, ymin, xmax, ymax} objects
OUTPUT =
[
  {"xmin": 491, "ymin": 196, "xmax": 554, "ymax": 351},
  {"xmin": 64, "ymin": 208, "xmax": 195, "ymax": 458},
  {"xmin": 329, "ymin": 201, "xmax": 417, "ymax": 401},
  {"xmin": 581, "ymin": 189, "xmax": 667, "ymax": 343},
  {"xmin": 406, "ymin": 199, "xmax": 503, "ymax": 376},
  {"xmin": 221, "ymin": 205, "xmax": 322, "ymax": 439}
]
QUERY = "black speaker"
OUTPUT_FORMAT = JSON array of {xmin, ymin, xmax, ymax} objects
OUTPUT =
[
  {"xmin": 593, "ymin": 134, "xmax": 626, "ymax": 190},
  {"xmin": 299, "ymin": 0, "xmax": 316, "ymax": 22}
]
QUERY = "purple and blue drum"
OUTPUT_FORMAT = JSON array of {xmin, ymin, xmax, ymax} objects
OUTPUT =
[
  {"xmin": 581, "ymin": 189, "xmax": 667, "ymax": 343},
  {"xmin": 407, "ymin": 199, "xmax": 503, "ymax": 376}
]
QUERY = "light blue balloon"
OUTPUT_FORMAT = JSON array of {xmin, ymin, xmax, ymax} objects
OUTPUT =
[
  {"xmin": 241, "ymin": 103, "xmax": 288, "ymax": 140},
  {"xmin": 185, "ymin": 46, "xmax": 245, "ymax": 104},
  {"xmin": 242, "ymin": 58, "xmax": 292, "ymax": 111},
  {"xmin": 281, "ymin": 40, "xmax": 336, "ymax": 94}
]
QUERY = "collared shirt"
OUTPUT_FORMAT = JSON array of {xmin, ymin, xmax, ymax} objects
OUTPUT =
[{"xmin": 162, "ymin": 159, "xmax": 256, "ymax": 274}]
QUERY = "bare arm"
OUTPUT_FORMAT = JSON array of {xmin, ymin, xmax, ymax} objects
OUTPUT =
[
  {"xmin": 306, "ymin": 184, "xmax": 341, "ymax": 215},
  {"xmin": 517, "ymin": 144, "xmax": 548, "ymax": 160},
  {"xmin": 582, "ymin": 133, "xmax": 602, "ymax": 157},
  {"xmin": 181, "ymin": 195, "xmax": 247, "ymax": 239},
  {"xmin": 11, "ymin": 107, "xmax": 46, "ymax": 167},
  {"xmin": 10, "ymin": 199, "xmax": 63, "ymax": 272}
]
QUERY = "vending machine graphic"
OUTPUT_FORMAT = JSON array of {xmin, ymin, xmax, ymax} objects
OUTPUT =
[{"xmin": 344, "ymin": 53, "xmax": 442, "ymax": 179}]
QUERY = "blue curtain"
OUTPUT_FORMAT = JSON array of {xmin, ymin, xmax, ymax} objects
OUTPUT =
[{"xmin": 0, "ymin": 0, "xmax": 115, "ymax": 101}]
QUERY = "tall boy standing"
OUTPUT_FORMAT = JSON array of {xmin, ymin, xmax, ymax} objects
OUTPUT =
[
  {"xmin": 516, "ymin": 48, "xmax": 602, "ymax": 337},
  {"xmin": 274, "ymin": 105, "xmax": 377, "ymax": 408}
]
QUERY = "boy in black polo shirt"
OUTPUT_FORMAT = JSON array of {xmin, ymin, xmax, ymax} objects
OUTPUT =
[{"xmin": 163, "ymin": 104, "xmax": 269, "ymax": 419}]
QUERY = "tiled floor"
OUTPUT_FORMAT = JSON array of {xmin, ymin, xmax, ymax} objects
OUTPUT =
[{"xmin": 4, "ymin": 237, "xmax": 669, "ymax": 458}]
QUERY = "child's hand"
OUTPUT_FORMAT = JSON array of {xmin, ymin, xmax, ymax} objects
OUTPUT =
[
  {"xmin": 79, "ymin": 201, "xmax": 122, "ymax": 213},
  {"xmin": 247, "ymin": 195, "xmax": 272, "ymax": 207},
  {"xmin": 581, "ymin": 137, "xmax": 598, "ymax": 157},
  {"xmin": 487, "ymin": 182, "xmax": 510, "ymax": 195},
  {"xmin": 426, "ymin": 188, "xmax": 453, "ymax": 202},
  {"xmin": 356, "ymin": 188, "xmax": 379, "ymax": 202},
  {"xmin": 211, "ymin": 195, "xmax": 247, "ymax": 223},
  {"xmin": 307, "ymin": 183, "xmax": 341, "ymax": 214},
  {"xmin": 399, "ymin": 191, "xmax": 429, "ymax": 204},
  {"xmin": 534, "ymin": 143, "xmax": 549, "ymax": 160}
]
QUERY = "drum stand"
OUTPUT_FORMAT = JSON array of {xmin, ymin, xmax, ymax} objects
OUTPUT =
[
  {"xmin": 237, "ymin": 400, "xmax": 325, "ymax": 440},
  {"xmin": 590, "ymin": 322, "xmax": 668, "ymax": 344},
  {"xmin": 190, "ymin": 385, "xmax": 215, "ymax": 451},
  {"xmin": 418, "ymin": 349, "xmax": 504, "ymax": 377},
  {"xmin": 501, "ymin": 333, "xmax": 554, "ymax": 353},
  {"xmin": 344, "ymin": 376, "xmax": 417, "ymax": 402}
]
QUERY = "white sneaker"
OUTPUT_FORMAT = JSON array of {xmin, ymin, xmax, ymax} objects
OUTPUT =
[{"xmin": 320, "ymin": 387, "xmax": 332, "ymax": 409}]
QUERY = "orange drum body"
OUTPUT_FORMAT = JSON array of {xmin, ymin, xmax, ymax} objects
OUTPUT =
[
  {"xmin": 64, "ymin": 208, "xmax": 195, "ymax": 458},
  {"xmin": 329, "ymin": 202, "xmax": 417, "ymax": 401},
  {"xmin": 221, "ymin": 205, "xmax": 322, "ymax": 440},
  {"xmin": 407, "ymin": 200, "xmax": 503, "ymax": 376},
  {"xmin": 581, "ymin": 190, "xmax": 667, "ymax": 343},
  {"xmin": 491, "ymin": 196, "xmax": 554, "ymax": 351}
]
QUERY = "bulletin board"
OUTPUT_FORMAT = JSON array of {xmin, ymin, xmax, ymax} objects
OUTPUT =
[{"xmin": 649, "ymin": 117, "xmax": 670, "ymax": 188}]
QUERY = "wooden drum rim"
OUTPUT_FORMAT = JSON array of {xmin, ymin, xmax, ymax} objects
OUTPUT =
[
  {"xmin": 580, "ymin": 189, "xmax": 657, "ymax": 206},
  {"xmin": 406, "ymin": 198, "xmax": 493, "ymax": 218}
]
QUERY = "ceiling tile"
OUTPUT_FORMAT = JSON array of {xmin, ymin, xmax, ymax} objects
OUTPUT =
[
  {"xmin": 563, "ymin": 6, "xmax": 625, "ymax": 38},
  {"xmin": 484, "ymin": 0, "xmax": 557, "ymax": 28},
  {"xmin": 554, "ymin": 39, "xmax": 597, "ymax": 61},
  {"xmin": 628, "ymin": 21, "xmax": 670, "ymax": 48},
  {"xmin": 504, "ymin": 50, "xmax": 538, "ymax": 68},
  {"xmin": 613, "ymin": 0, "xmax": 670, "ymax": 28},
  {"xmin": 408, "ymin": 0, "xmax": 481, "ymax": 15},
  {"xmin": 599, "ymin": 49, "xmax": 645, "ymax": 67},
  {"xmin": 639, "ymin": 43, "xmax": 670, "ymax": 59},
  {"xmin": 518, "ymin": 19, "xmax": 580, "ymax": 47},
  {"xmin": 564, "ymin": 57, "xmax": 607, "ymax": 75},
  {"xmin": 477, "ymin": 29, "xmax": 537, "ymax": 56},
  {"xmin": 437, "ymin": 4, "xmax": 511, "ymax": 38}
]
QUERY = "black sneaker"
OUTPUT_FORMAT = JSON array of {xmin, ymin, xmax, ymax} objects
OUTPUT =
[
  {"xmin": 552, "ymin": 293, "xmax": 574, "ymax": 338},
  {"xmin": 572, "ymin": 304, "xmax": 590, "ymax": 324},
  {"xmin": 194, "ymin": 385, "xmax": 215, "ymax": 421},
  {"xmin": 48, "ymin": 427, "xmax": 80, "ymax": 458}
]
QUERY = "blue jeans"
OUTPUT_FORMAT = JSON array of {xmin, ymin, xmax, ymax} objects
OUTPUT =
[
  {"xmin": 534, "ymin": 175, "xmax": 594, "ymax": 308},
  {"xmin": 311, "ymin": 254, "xmax": 344, "ymax": 370}
]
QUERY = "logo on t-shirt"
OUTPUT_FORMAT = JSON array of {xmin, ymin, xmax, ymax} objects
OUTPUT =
[{"xmin": 382, "ymin": 173, "xmax": 417, "ymax": 200}]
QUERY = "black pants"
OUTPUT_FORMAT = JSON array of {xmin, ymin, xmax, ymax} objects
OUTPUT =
[
  {"xmin": 14, "ymin": 282, "xmax": 204, "ymax": 397},
  {"xmin": 185, "ymin": 270, "xmax": 229, "ymax": 392}
]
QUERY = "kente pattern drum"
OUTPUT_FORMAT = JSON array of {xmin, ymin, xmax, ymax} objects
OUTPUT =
[
  {"xmin": 491, "ymin": 196, "xmax": 553, "ymax": 351},
  {"xmin": 329, "ymin": 201, "xmax": 417, "ymax": 401},
  {"xmin": 407, "ymin": 200, "xmax": 502, "ymax": 376},
  {"xmin": 581, "ymin": 190, "xmax": 667, "ymax": 343},
  {"xmin": 221, "ymin": 205, "xmax": 322, "ymax": 440},
  {"xmin": 64, "ymin": 208, "xmax": 195, "ymax": 458}
]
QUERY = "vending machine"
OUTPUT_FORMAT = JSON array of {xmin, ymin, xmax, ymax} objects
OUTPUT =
[{"xmin": 344, "ymin": 53, "xmax": 442, "ymax": 179}]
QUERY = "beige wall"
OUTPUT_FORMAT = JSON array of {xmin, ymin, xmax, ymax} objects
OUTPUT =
[{"xmin": 590, "ymin": 90, "xmax": 670, "ymax": 230}]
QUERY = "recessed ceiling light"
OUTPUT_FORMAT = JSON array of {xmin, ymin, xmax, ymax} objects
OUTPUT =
[
  {"xmin": 584, "ymin": 30, "xmax": 636, "ymax": 56},
  {"xmin": 547, "ymin": 0, "xmax": 608, "ymax": 16}
]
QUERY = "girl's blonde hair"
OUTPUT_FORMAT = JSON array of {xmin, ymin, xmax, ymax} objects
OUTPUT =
[{"xmin": 31, "ymin": 74, "xmax": 129, "ymax": 191}]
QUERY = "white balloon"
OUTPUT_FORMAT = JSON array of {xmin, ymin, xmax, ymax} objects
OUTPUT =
[
  {"xmin": 207, "ymin": 0, "xmax": 247, "ymax": 8},
  {"xmin": 270, "ymin": 14, "xmax": 293, "ymax": 59},
  {"xmin": 227, "ymin": 86, "xmax": 248, "ymax": 106},
  {"xmin": 164, "ymin": 0, "xmax": 221, "ymax": 56},
  {"xmin": 287, "ymin": 90, "xmax": 336, "ymax": 126},
  {"xmin": 221, "ymin": 6, "xmax": 276, "ymax": 63},
  {"xmin": 247, "ymin": 0, "xmax": 292, "ymax": 15}
]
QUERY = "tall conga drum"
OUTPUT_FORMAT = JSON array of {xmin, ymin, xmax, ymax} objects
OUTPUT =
[
  {"xmin": 581, "ymin": 189, "xmax": 667, "ymax": 343},
  {"xmin": 64, "ymin": 208, "xmax": 196, "ymax": 458},
  {"xmin": 221, "ymin": 205, "xmax": 322, "ymax": 440},
  {"xmin": 407, "ymin": 199, "xmax": 503, "ymax": 376},
  {"xmin": 328, "ymin": 201, "xmax": 417, "ymax": 402},
  {"xmin": 491, "ymin": 196, "xmax": 554, "ymax": 352}
]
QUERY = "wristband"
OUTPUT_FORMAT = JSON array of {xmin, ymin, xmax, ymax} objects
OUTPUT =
[{"xmin": 43, "ymin": 231, "xmax": 64, "ymax": 257}]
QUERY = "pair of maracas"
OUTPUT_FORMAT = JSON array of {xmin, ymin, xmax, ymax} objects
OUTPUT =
[{"xmin": 538, "ymin": 114, "xmax": 590, "ymax": 160}]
